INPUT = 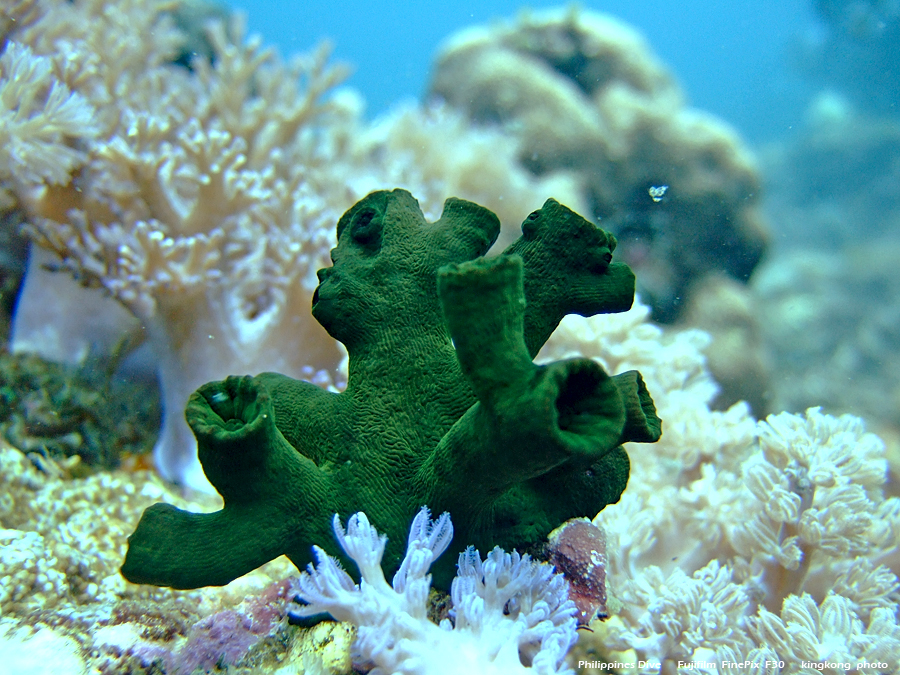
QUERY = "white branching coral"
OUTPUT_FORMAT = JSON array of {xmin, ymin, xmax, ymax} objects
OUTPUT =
[
  {"xmin": 291, "ymin": 507, "xmax": 578, "ymax": 675},
  {"xmin": 734, "ymin": 409, "xmax": 895, "ymax": 591},
  {"xmin": 555, "ymin": 303, "xmax": 900, "ymax": 674},
  {"xmin": 2, "ymin": 0, "xmax": 578, "ymax": 490},
  {"xmin": 607, "ymin": 560, "xmax": 751, "ymax": 665},
  {"xmin": 749, "ymin": 593, "xmax": 900, "ymax": 670}
]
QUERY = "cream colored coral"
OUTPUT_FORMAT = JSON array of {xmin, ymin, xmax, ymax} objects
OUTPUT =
[
  {"xmin": 355, "ymin": 101, "xmax": 588, "ymax": 249},
  {"xmin": 0, "ymin": 42, "xmax": 96, "ymax": 189},
  {"xmin": 272, "ymin": 622, "xmax": 356, "ymax": 675},
  {"xmin": 607, "ymin": 560, "xmax": 752, "ymax": 666},
  {"xmin": 547, "ymin": 302, "xmax": 900, "ymax": 673},
  {"xmin": 5, "ymin": 0, "xmax": 582, "ymax": 491},
  {"xmin": 4, "ymin": 2, "xmax": 351, "ymax": 489},
  {"xmin": 0, "ymin": 41, "xmax": 95, "ymax": 210},
  {"xmin": 750, "ymin": 594, "xmax": 900, "ymax": 672},
  {"xmin": 0, "ymin": 530, "xmax": 68, "ymax": 611},
  {"xmin": 734, "ymin": 409, "xmax": 897, "ymax": 602}
]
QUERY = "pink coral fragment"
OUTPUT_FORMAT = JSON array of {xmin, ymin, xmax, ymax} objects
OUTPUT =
[{"xmin": 547, "ymin": 518, "xmax": 608, "ymax": 627}]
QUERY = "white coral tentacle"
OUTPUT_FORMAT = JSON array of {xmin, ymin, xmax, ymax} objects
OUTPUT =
[{"xmin": 291, "ymin": 506, "xmax": 578, "ymax": 675}]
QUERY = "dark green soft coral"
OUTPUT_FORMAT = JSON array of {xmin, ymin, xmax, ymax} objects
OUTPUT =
[{"xmin": 121, "ymin": 189, "xmax": 661, "ymax": 590}]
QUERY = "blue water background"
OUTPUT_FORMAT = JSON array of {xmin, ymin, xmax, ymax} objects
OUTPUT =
[{"xmin": 229, "ymin": 0, "xmax": 817, "ymax": 143}]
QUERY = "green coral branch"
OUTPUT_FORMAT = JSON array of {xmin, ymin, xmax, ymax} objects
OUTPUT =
[
  {"xmin": 121, "ymin": 189, "xmax": 661, "ymax": 591},
  {"xmin": 122, "ymin": 376, "xmax": 335, "ymax": 588}
]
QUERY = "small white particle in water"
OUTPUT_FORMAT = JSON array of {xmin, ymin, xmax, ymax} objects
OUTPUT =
[{"xmin": 648, "ymin": 185, "xmax": 668, "ymax": 202}]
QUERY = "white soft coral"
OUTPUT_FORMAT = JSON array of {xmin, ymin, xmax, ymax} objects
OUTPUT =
[{"xmin": 291, "ymin": 507, "xmax": 578, "ymax": 675}]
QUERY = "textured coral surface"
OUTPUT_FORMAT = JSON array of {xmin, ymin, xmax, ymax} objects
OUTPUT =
[
  {"xmin": 121, "ymin": 189, "xmax": 660, "ymax": 591},
  {"xmin": 0, "ymin": 442, "xmax": 354, "ymax": 675}
]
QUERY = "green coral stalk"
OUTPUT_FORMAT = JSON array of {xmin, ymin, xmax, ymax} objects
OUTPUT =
[{"xmin": 121, "ymin": 189, "xmax": 661, "ymax": 590}]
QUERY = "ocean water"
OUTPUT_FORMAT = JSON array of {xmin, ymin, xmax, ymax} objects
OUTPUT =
[{"xmin": 232, "ymin": 0, "xmax": 815, "ymax": 142}]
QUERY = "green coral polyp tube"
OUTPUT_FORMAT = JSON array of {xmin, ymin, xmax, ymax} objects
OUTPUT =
[
  {"xmin": 121, "ymin": 189, "xmax": 661, "ymax": 592},
  {"xmin": 437, "ymin": 255, "xmax": 533, "ymax": 400}
]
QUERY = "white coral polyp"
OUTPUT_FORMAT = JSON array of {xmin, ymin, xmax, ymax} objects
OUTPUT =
[{"xmin": 291, "ymin": 507, "xmax": 578, "ymax": 675}]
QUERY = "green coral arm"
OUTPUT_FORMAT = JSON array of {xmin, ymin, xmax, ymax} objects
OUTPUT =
[
  {"xmin": 505, "ymin": 198, "xmax": 636, "ymax": 357},
  {"xmin": 502, "ymin": 198, "xmax": 661, "ymax": 445},
  {"xmin": 425, "ymin": 255, "xmax": 626, "ymax": 486},
  {"xmin": 611, "ymin": 370, "xmax": 662, "ymax": 444},
  {"xmin": 121, "ymin": 376, "xmax": 336, "ymax": 588},
  {"xmin": 120, "ymin": 189, "xmax": 661, "ymax": 592},
  {"xmin": 415, "ymin": 254, "xmax": 640, "ymax": 582}
]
